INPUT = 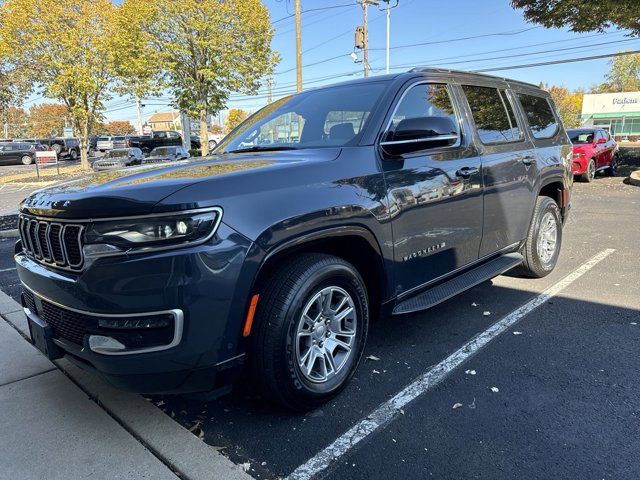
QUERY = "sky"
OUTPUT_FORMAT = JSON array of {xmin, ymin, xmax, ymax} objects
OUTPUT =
[{"xmin": 23, "ymin": 0, "xmax": 640, "ymax": 126}]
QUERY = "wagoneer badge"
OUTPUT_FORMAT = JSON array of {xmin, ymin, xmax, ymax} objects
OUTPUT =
[{"xmin": 403, "ymin": 242, "xmax": 446, "ymax": 262}]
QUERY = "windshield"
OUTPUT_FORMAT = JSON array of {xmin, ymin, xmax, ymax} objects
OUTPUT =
[
  {"xmin": 98, "ymin": 137, "xmax": 110, "ymax": 141},
  {"xmin": 219, "ymin": 82, "xmax": 388, "ymax": 153},
  {"xmin": 105, "ymin": 149, "xmax": 129, "ymax": 158},
  {"xmin": 150, "ymin": 147, "xmax": 174, "ymax": 156},
  {"xmin": 113, "ymin": 136, "xmax": 125, "ymax": 141},
  {"xmin": 567, "ymin": 129, "xmax": 595, "ymax": 144}
]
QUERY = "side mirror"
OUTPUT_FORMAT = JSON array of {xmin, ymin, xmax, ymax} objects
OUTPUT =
[
  {"xmin": 597, "ymin": 137, "xmax": 607, "ymax": 144},
  {"xmin": 380, "ymin": 116, "xmax": 458, "ymax": 157}
]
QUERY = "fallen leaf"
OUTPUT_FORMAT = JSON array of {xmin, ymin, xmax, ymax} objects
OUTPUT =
[
  {"xmin": 490, "ymin": 387, "xmax": 499, "ymax": 393},
  {"xmin": 400, "ymin": 409, "xmax": 405, "ymax": 415},
  {"xmin": 156, "ymin": 400, "xmax": 165, "ymax": 407},
  {"xmin": 465, "ymin": 369, "xmax": 476, "ymax": 375},
  {"xmin": 366, "ymin": 355, "xmax": 381, "ymax": 361},
  {"xmin": 241, "ymin": 462, "xmax": 250, "ymax": 472},
  {"xmin": 631, "ymin": 322, "xmax": 637, "ymax": 326},
  {"xmin": 483, "ymin": 311, "xmax": 491, "ymax": 316},
  {"xmin": 471, "ymin": 302, "xmax": 478, "ymax": 307},
  {"xmin": 452, "ymin": 403, "xmax": 463, "ymax": 409},
  {"xmin": 372, "ymin": 369, "xmax": 381, "ymax": 374},
  {"xmin": 513, "ymin": 331, "xmax": 523, "ymax": 335}
]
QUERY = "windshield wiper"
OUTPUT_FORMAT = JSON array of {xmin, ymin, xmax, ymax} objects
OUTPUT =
[{"xmin": 226, "ymin": 145, "xmax": 298, "ymax": 154}]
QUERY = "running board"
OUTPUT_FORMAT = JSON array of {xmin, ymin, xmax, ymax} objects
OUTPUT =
[{"xmin": 392, "ymin": 252, "xmax": 524, "ymax": 315}]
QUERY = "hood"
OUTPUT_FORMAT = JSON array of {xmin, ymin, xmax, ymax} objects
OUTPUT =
[{"xmin": 20, "ymin": 148, "xmax": 340, "ymax": 219}]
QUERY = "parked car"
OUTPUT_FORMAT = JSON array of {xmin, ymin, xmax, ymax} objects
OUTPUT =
[
  {"xmin": 87, "ymin": 136, "xmax": 99, "ymax": 157},
  {"xmin": 128, "ymin": 130, "xmax": 201, "ymax": 154},
  {"xmin": 567, "ymin": 128, "xmax": 618, "ymax": 182},
  {"xmin": 91, "ymin": 147, "xmax": 144, "ymax": 171},
  {"xmin": 96, "ymin": 136, "xmax": 113, "ymax": 152},
  {"xmin": 143, "ymin": 146, "xmax": 190, "ymax": 164},
  {"xmin": 111, "ymin": 135, "xmax": 132, "ymax": 149},
  {"xmin": 19, "ymin": 137, "xmax": 80, "ymax": 160},
  {"xmin": 208, "ymin": 134, "xmax": 224, "ymax": 151},
  {"xmin": 0, "ymin": 142, "xmax": 48, "ymax": 165},
  {"xmin": 15, "ymin": 68, "xmax": 572, "ymax": 410}
]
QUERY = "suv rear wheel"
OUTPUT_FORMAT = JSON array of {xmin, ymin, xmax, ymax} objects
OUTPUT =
[
  {"xmin": 21, "ymin": 155, "xmax": 33, "ymax": 165},
  {"xmin": 517, "ymin": 196, "xmax": 562, "ymax": 278},
  {"xmin": 69, "ymin": 148, "xmax": 78, "ymax": 160},
  {"xmin": 249, "ymin": 253, "xmax": 369, "ymax": 410}
]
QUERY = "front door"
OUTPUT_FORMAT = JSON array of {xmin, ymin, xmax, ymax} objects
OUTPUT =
[{"xmin": 383, "ymin": 82, "xmax": 484, "ymax": 296}]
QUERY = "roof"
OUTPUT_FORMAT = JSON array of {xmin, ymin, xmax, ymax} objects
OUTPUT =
[{"xmin": 147, "ymin": 112, "xmax": 178, "ymax": 123}]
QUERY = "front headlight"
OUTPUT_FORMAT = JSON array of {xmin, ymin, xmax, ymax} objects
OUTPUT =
[{"xmin": 83, "ymin": 207, "xmax": 222, "ymax": 255}]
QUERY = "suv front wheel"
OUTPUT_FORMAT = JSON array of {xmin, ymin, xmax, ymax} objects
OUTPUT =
[
  {"xmin": 249, "ymin": 253, "xmax": 369, "ymax": 410},
  {"xmin": 517, "ymin": 196, "xmax": 562, "ymax": 278}
]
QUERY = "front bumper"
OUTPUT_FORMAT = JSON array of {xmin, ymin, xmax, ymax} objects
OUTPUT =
[
  {"xmin": 15, "ymin": 222, "xmax": 258, "ymax": 394},
  {"xmin": 572, "ymin": 157, "xmax": 587, "ymax": 174}
]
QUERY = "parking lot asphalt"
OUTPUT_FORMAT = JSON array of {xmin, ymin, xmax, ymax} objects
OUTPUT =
[{"xmin": 0, "ymin": 175, "xmax": 638, "ymax": 480}]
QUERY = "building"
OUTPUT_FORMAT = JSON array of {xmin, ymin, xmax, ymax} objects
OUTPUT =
[
  {"xmin": 580, "ymin": 91, "xmax": 640, "ymax": 139},
  {"xmin": 147, "ymin": 111, "xmax": 181, "ymax": 131}
]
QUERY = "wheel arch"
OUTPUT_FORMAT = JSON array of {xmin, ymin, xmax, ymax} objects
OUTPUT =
[{"xmin": 250, "ymin": 226, "xmax": 389, "ymax": 322}]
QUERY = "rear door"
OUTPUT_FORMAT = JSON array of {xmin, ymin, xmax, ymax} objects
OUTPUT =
[
  {"xmin": 383, "ymin": 81, "xmax": 484, "ymax": 295},
  {"xmin": 459, "ymin": 84, "xmax": 537, "ymax": 257}
]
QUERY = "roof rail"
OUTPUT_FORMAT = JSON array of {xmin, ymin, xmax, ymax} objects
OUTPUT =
[{"xmin": 407, "ymin": 67, "xmax": 539, "ymax": 88}]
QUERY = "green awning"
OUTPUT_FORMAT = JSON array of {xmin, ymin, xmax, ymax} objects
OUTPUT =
[{"xmin": 580, "ymin": 112, "xmax": 640, "ymax": 119}]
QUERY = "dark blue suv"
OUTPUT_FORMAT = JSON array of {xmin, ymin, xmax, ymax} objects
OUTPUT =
[{"xmin": 15, "ymin": 69, "xmax": 572, "ymax": 410}]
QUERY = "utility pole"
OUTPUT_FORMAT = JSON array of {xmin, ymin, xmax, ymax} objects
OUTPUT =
[
  {"xmin": 357, "ymin": 0, "xmax": 378, "ymax": 77},
  {"xmin": 135, "ymin": 97, "xmax": 144, "ymax": 135},
  {"xmin": 266, "ymin": 77, "xmax": 273, "ymax": 104},
  {"xmin": 295, "ymin": 0, "xmax": 302, "ymax": 92}
]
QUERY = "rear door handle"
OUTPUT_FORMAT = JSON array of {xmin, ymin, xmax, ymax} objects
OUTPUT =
[
  {"xmin": 522, "ymin": 155, "xmax": 535, "ymax": 165},
  {"xmin": 456, "ymin": 166, "xmax": 479, "ymax": 178}
]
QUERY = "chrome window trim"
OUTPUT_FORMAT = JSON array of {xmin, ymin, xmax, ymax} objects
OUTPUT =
[
  {"xmin": 380, "ymin": 134, "xmax": 459, "ymax": 146},
  {"xmin": 22, "ymin": 285, "xmax": 184, "ymax": 356}
]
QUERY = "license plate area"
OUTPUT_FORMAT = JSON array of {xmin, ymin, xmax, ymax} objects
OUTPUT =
[{"xmin": 26, "ymin": 310, "xmax": 63, "ymax": 360}]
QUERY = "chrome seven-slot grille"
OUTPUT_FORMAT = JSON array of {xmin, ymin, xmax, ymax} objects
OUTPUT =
[{"xmin": 18, "ymin": 215, "xmax": 84, "ymax": 271}]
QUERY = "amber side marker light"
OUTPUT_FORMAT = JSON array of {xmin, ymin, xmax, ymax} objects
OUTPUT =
[{"xmin": 243, "ymin": 294, "xmax": 260, "ymax": 337}]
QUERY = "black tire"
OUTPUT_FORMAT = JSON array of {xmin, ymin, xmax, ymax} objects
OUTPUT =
[
  {"xmin": 21, "ymin": 155, "xmax": 33, "ymax": 165},
  {"xmin": 208, "ymin": 140, "xmax": 217, "ymax": 150},
  {"xmin": 580, "ymin": 158, "xmax": 595, "ymax": 182},
  {"xmin": 517, "ymin": 196, "xmax": 562, "ymax": 278},
  {"xmin": 606, "ymin": 155, "xmax": 617, "ymax": 176},
  {"xmin": 88, "ymin": 147, "xmax": 95, "ymax": 157},
  {"xmin": 248, "ymin": 253, "xmax": 369, "ymax": 410},
  {"xmin": 69, "ymin": 148, "xmax": 78, "ymax": 160}
]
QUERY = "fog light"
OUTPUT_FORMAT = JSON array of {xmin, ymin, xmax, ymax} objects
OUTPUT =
[{"xmin": 89, "ymin": 335, "xmax": 126, "ymax": 353}]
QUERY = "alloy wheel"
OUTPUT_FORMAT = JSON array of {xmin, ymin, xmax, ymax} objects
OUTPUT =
[
  {"xmin": 295, "ymin": 286, "xmax": 357, "ymax": 384},
  {"xmin": 536, "ymin": 211, "xmax": 557, "ymax": 265}
]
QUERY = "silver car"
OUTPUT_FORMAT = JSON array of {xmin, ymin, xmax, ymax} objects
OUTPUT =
[
  {"xmin": 92, "ymin": 148, "xmax": 144, "ymax": 171},
  {"xmin": 96, "ymin": 136, "xmax": 113, "ymax": 152}
]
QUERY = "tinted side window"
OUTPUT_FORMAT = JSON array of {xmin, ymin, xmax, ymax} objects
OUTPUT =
[
  {"xmin": 518, "ymin": 94, "xmax": 558, "ymax": 139},
  {"xmin": 387, "ymin": 83, "xmax": 459, "ymax": 142},
  {"xmin": 462, "ymin": 85, "xmax": 521, "ymax": 144}
]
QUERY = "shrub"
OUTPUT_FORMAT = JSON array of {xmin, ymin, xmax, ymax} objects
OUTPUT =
[
  {"xmin": 189, "ymin": 148, "xmax": 202, "ymax": 157},
  {"xmin": 629, "ymin": 135, "xmax": 639, "ymax": 143}
]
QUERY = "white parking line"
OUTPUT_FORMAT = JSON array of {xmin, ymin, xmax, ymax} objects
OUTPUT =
[
  {"xmin": 287, "ymin": 248, "xmax": 616, "ymax": 480},
  {"xmin": 0, "ymin": 267, "xmax": 16, "ymax": 273}
]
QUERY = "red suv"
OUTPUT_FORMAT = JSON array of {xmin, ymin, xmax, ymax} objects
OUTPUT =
[{"xmin": 567, "ymin": 128, "xmax": 617, "ymax": 182}]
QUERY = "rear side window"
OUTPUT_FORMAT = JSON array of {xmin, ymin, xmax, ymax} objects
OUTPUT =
[
  {"xmin": 518, "ymin": 94, "xmax": 558, "ymax": 139},
  {"xmin": 462, "ymin": 85, "xmax": 521, "ymax": 144}
]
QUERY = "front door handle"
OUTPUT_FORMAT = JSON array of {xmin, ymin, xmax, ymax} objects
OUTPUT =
[
  {"xmin": 522, "ymin": 155, "xmax": 535, "ymax": 166},
  {"xmin": 456, "ymin": 166, "xmax": 479, "ymax": 178}
]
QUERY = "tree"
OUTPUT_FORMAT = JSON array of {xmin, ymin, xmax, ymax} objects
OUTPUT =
[
  {"xmin": 28, "ymin": 103, "xmax": 69, "ymax": 138},
  {"xmin": 0, "ymin": 0, "xmax": 117, "ymax": 170},
  {"xmin": 597, "ymin": 53, "xmax": 640, "ymax": 92},
  {"xmin": 0, "ymin": 61, "xmax": 31, "ymax": 137},
  {"xmin": 226, "ymin": 109, "xmax": 250, "ymax": 133},
  {"xmin": 124, "ymin": 0, "xmax": 278, "ymax": 156},
  {"xmin": 6, "ymin": 106, "xmax": 29, "ymax": 137},
  {"xmin": 104, "ymin": 120, "xmax": 136, "ymax": 135},
  {"xmin": 210, "ymin": 124, "xmax": 223, "ymax": 135},
  {"xmin": 511, "ymin": 1, "xmax": 640, "ymax": 36},
  {"xmin": 542, "ymin": 84, "xmax": 583, "ymax": 128}
]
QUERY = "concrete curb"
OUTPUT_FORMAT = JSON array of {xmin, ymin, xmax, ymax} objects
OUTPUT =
[
  {"xmin": 0, "ymin": 289, "xmax": 251, "ymax": 480},
  {"xmin": 0, "ymin": 229, "xmax": 19, "ymax": 238},
  {"xmin": 629, "ymin": 171, "xmax": 640, "ymax": 187}
]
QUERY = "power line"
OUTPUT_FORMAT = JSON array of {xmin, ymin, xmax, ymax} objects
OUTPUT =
[
  {"xmin": 474, "ymin": 49, "xmax": 640, "ymax": 73},
  {"xmin": 271, "ymin": 2, "xmax": 354, "ymax": 25}
]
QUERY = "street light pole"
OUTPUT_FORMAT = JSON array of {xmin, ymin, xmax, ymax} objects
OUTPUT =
[
  {"xmin": 295, "ymin": 0, "xmax": 302, "ymax": 92},
  {"xmin": 382, "ymin": 0, "xmax": 399, "ymax": 74},
  {"xmin": 135, "ymin": 97, "xmax": 144, "ymax": 135}
]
